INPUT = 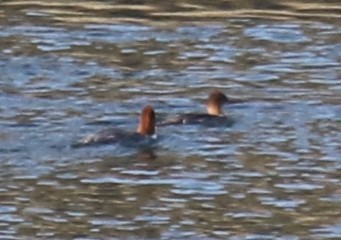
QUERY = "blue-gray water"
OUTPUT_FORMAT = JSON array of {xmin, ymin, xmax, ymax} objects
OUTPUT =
[{"xmin": 0, "ymin": 0, "xmax": 340, "ymax": 239}]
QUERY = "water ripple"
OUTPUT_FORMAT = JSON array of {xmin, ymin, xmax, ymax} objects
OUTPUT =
[{"xmin": 0, "ymin": 0, "xmax": 340, "ymax": 239}]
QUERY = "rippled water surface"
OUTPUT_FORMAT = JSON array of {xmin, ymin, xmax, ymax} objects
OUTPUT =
[{"xmin": 0, "ymin": 0, "xmax": 340, "ymax": 239}]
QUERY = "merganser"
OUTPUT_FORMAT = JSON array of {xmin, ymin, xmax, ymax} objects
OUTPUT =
[
  {"xmin": 159, "ymin": 90, "xmax": 237, "ymax": 125},
  {"xmin": 73, "ymin": 105, "xmax": 156, "ymax": 147}
]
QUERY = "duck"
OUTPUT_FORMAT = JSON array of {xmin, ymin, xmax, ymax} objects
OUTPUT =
[
  {"xmin": 73, "ymin": 105, "xmax": 156, "ymax": 147},
  {"xmin": 159, "ymin": 90, "xmax": 237, "ymax": 125}
]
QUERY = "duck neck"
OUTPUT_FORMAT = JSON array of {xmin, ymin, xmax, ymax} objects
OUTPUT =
[
  {"xmin": 136, "ymin": 106, "xmax": 155, "ymax": 135},
  {"xmin": 207, "ymin": 103, "xmax": 223, "ymax": 115}
]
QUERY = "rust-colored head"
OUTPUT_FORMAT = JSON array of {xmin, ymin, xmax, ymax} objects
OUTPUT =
[
  {"xmin": 206, "ymin": 90, "xmax": 229, "ymax": 115},
  {"xmin": 137, "ymin": 105, "xmax": 155, "ymax": 135}
]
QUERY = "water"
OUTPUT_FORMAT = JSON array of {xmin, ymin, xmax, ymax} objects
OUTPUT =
[{"xmin": 0, "ymin": 0, "xmax": 340, "ymax": 239}]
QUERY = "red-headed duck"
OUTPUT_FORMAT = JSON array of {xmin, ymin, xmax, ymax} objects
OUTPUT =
[
  {"xmin": 159, "ymin": 90, "xmax": 238, "ymax": 125},
  {"xmin": 74, "ymin": 105, "xmax": 156, "ymax": 147}
]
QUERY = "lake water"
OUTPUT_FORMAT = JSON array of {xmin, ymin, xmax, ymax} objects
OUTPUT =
[{"xmin": 0, "ymin": 0, "xmax": 340, "ymax": 239}]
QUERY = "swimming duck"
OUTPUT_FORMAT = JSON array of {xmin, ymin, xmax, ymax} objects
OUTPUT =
[
  {"xmin": 159, "ymin": 90, "xmax": 237, "ymax": 125},
  {"xmin": 74, "ymin": 105, "xmax": 156, "ymax": 147}
]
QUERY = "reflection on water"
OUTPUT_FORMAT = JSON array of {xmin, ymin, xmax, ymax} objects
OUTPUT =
[{"xmin": 0, "ymin": 0, "xmax": 340, "ymax": 239}]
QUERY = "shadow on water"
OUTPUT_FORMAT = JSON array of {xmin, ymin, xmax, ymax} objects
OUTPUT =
[{"xmin": 0, "ymin": 0, "xmax": 340, "ymax": 239}]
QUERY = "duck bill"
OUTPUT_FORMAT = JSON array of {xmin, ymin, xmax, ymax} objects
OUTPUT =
[{"xmin": 227, "ymin": 98, "xmax": 244, "ymax": 104}]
